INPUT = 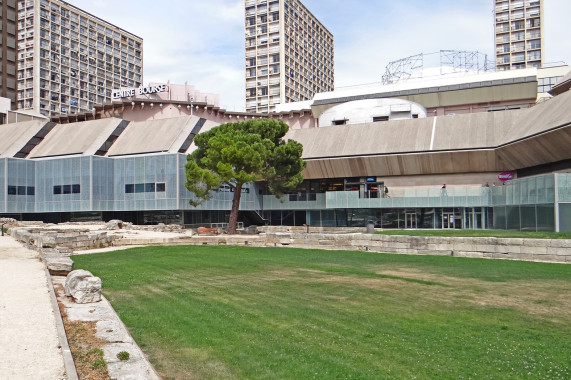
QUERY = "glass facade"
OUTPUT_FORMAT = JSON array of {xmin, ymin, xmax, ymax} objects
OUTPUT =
[
  {"xmin": 0, "ymin": 155, "xmax": 569, "ymax": 232},
  {"xmin": 557, "ymin": 173, "xmax": 571, "ymax": 232}
]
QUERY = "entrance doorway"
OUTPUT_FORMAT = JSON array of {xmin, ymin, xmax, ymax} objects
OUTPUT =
[
  {"xmin": 442, "ymin": 211, "xmax": 455, "ymax": 229},
  {"xmin": 405, "ymin": 212, "xmax": 417, "ymax": 229},
  {"xmin": 465, "ymin": 208, "xmax": 483, "ymax": 229}
]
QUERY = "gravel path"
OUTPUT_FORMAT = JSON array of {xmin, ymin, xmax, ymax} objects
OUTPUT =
[{"xmin": 0, "ymin": 236, "xmax": 66, "ymax": 380}]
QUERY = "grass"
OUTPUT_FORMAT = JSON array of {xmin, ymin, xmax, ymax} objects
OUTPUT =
[
  {"xmin": 72, "ymin": 246, "xmax": 571, "ymax": 380},
  {"xmin": 376, "ymin": 229, "xmax": 571, "ymax": 239}
]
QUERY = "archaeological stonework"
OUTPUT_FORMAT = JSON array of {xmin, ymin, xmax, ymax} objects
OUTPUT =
[
  {"xmin": 65, "ymin": 270, "xmax": 102, "ymax": 304},
  {"xmin": 111, "ymin": 228, "xmax": 571, "ymax": 264},
  {"xmin": 10, "ymin": 228, "xmax": 118, "ymax": 251},
  {"xmin": 6, "ymin": 222, "xmax": 570, "ymax": 263}
]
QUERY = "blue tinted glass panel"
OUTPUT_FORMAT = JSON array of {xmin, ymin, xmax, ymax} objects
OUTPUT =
[
  {"xmin": 17, "ymin": 186, "xmax": 26, "ymax": 195},
  {"xmin": 145, "ymin": 183, "xmax": 155, "ymax": 193},
  {"xmin": 54, "ymin": 186, "xmax": 62, "ymax": 195},
  {"xmin": 156, "ymin": 183, "xmax": 166, "ymax": 192},
  {"xmin": 7, "ymin": 186, "xmax": 17, "ymax": 195},
  {"xmin": 125, "ymin": 184, "xmax": 134, "ymax": 193},
  {"xmin": 63, "ymin": 185, "xmax": 71, "ymax": 194},
  {"xmin": 27, "ymin": 187, "xmax": 35, "ymax": 196},
  {"xmin": 72, "ymin": 184, "xmax": 80, "ymax": 194},
  {"xmin": 135, "ymin": 183, "xmax": 144, "ymax": 193}
]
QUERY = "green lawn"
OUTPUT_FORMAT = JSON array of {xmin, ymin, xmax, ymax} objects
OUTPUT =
[
  {"xmin": 72, "ymin": 246, "xmax": 571, "ymax": 380},
  {"xmin": 376, "ymin": 229, "xmax": 571, "ymax": 239}
]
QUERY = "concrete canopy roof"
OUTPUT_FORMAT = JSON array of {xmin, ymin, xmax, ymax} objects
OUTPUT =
[
  {"xmin": 106, "ymin": 115, "xmax": 201, "ymax": 157},
  {"xmin": 28, "ymin": 118, "xmax": 125, "ymax": 159},
  {"xmin": 184, "ymin": 119, "xmax": 220, "ymax": 155},
  {"xmin": 0, "ymin": 120, "xmax": 51, "ymax": 158},
  {"xmin": 549, "ymin": 71, "xmax": 571, "ymax": 96},
  {"xmin": 288, "ymin": 90, "xmax": 571, "ymax": 178},
  {"xmin": 2, "ymin": 89, "xmax": 569, "ymax": 180}
]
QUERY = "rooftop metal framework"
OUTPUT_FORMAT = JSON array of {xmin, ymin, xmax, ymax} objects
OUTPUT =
[{"xmin": 382, "ymin": 50, "xmax": 494, "ymax": 85}]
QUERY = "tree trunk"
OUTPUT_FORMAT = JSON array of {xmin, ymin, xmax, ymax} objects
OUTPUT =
[{"xmin": 228, "ymin": 183, "xmax": 243, "ymax": 234}]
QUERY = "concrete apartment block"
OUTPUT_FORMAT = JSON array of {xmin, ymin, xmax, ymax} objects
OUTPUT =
[
  {"xmin": 245, "ymin": 0, "xmax": 334, "ymax": 113},
  {"xmin": 494, "ymin": 0, "xmax": 543, "ymax": 70},
  {"xmin": 16, "ymin": 0, "xmax": 142, "ymax": 116}
]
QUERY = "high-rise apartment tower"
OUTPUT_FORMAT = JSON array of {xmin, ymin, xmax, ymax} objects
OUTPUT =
[
  {"xmin": 494, "ymin": 0, "xmax": 543, "ymax": 70},
  {"xmin": 16, "ymin": 0, "xmax": 142, "ymax": 116},
  {"xmin": 245, "ymin": 0, "xmax": 334, "ymax": 113},
  {"xmin": 1, "ymin": 0, "xmax": 18, "ymax": 110}
]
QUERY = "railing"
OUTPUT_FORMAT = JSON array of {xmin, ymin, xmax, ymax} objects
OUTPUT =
[
  {"xmin": 210, "ymin": 222, "xmax": 244, "ymax": 230},
  {"xmin": 262, "ymin": 177, "xmax": 557, "ymax": 211}
]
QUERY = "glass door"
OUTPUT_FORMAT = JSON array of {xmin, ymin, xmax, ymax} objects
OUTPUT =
[
  {"xmin": 442, "ymin": 211, "xmax": 455, "ymax": 229},
  {"xmin": 465, "ymin": 208, "xmax": 483, "ymax": 229},
  {"xmin": 405, "ymin": 212, "xmax": 417, "ymax": 229}
]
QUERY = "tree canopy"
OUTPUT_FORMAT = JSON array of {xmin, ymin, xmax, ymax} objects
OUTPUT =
[{"xmin": 185, "ymin": 119, "xmax": 306, "ymax": 234}]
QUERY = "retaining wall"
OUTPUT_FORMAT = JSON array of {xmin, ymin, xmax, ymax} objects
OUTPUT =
[
  {"xmin": 113, "ymin": 232, "xmax": 571, "ymax": 264},
  {"xmin": 10, "ymin": 228, "xmax": 118, "ymax": 251}
]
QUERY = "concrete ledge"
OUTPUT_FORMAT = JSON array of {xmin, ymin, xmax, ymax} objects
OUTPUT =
[
  {"xmin": 46, "ymin": 271, "xmax": 79, "ymax": 380},
  {"xmin": 102, "ymin": 232, "xmax": 571, "ymax": 264}
]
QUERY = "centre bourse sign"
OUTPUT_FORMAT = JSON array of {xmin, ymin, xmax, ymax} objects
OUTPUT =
[{"xmin": 112, "ymin": 84, "xmax": 167, "ymax": 100}]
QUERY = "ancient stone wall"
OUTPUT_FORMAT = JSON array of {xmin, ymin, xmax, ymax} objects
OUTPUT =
[
  {"xmin": 10, "ymin": 228, "xmax": 118, "ymax": 250},
  {"xmin": 115, "ymin": 232, "xmax": 570, "ymax": 263}
]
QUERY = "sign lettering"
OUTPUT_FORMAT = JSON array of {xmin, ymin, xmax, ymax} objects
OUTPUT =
[
  {"xmin": 112, "ymin": 85, "xmax": 167, "ymax": 100},
  {"xmin": 498, "ymin": 172, "xmax": 514, "ymax": 181}
]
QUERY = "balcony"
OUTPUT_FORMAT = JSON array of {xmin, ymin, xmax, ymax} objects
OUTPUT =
[{"xmin": 262, "ymin": 178, "xmax": 556, "ymax": 211}]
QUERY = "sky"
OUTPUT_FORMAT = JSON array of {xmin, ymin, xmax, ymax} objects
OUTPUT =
[{"xmin": 69, "ymin": 0, "xmax": 571, "ymax": 111}]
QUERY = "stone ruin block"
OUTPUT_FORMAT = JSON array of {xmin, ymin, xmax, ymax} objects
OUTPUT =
[
  {"xmin": 65, "ymin": 269, "xmax": 102, "ymax": 304},
  {"xmin": 45, "ymin": 256, "xmax": 74, "ymax": 276}
]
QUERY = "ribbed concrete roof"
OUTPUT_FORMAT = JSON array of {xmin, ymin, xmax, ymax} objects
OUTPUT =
[
  {"xmin": 106, "ymin": 116, "xmax": 201, "ymax": 156},
  {"xmin": 502, "ymin": 89, "xmax": 571, "ymax": 144},
  {"xmin": 287, "ymin": 89, "xmax": 571, "ymax": 159},
  {"xmin": 0, "ymin": 120, "xmax": 50, "ymax": 158},
  {"xmin": 288, "ymin": 118, "xmax": 434, "ymax": 159},
  {"xmin": 1, "ymin": 90, "xmax": 569, "ymax": 178},
  {"xmin": 184, "ymin": 119, "xmax": 220, "ymax": 155},
  {"xmin": 28, "ymin": 118, "xmax": 124, "ymax": 158},
  {"xmin": 548, "ymin": 71, "xmax": 571, "ymax": 96}
]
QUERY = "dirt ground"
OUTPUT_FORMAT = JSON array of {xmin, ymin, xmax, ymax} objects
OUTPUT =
[{"xmin": 0, "ymin": 236, "xmax": 66, "ymax": 379}]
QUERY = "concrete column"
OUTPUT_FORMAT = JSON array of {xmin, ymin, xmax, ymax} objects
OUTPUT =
[{"xmin": 554, "ymin": 173, "xmax": 560, "ymax": 233}]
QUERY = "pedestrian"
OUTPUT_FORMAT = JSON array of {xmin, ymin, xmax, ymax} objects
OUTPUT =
[
  {"xmin": 384, "ymin": 186, "xmax": 389, "ymax": 198},
  {"xmin": 441, "ymin": 184, "xmax": 447, "ymax": 196}
]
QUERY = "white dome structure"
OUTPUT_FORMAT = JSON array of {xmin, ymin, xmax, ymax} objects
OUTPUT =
[{"xmin": 319, "ymin": 98, "xmax": 427, "ymax": 127}]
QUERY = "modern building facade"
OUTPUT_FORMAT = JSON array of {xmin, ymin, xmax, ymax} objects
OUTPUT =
[
  {"xmin": 46, "ymin": 66, "xmax": 569, "ymax": 132},
  {"xmin": 0, "ymin": 83, "xmax": 570, "ymax": 231},
  {"xmin": 245, "ymin": 0, "xmax": 334, "ymax": 113},
  {"xmin": 1, "ymin": 0, "xmax": 18, "ymax": 110},
  {"xmin": 494, "ymin": 0, "xmax": 543, "ymax": 70},
  {"xmin": 16, "ymin": 0, "xmax": 142, "ymax": 117}
]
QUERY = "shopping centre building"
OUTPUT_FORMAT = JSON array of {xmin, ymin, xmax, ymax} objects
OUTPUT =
[{"xmin": 0, "ymin": 68, "xmax": 570, "ymax": 231}]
